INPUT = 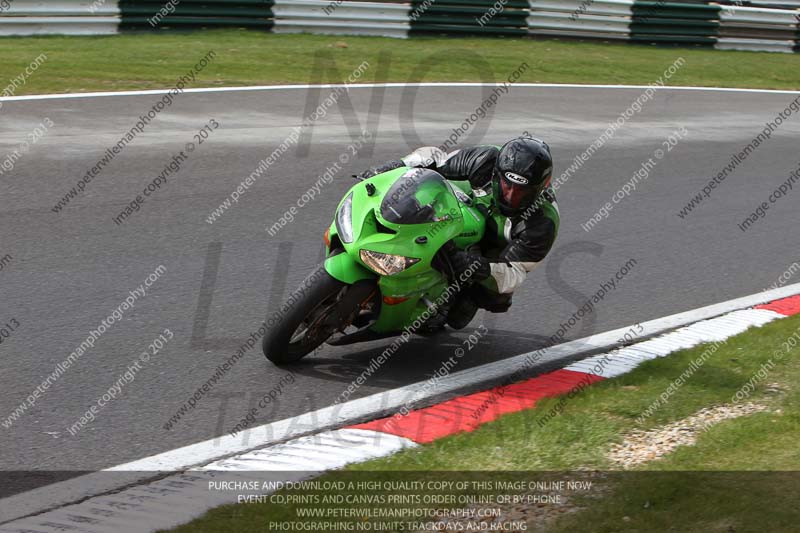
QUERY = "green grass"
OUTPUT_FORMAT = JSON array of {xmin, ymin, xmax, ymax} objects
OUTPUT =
[
  {"xmin": 167, "ymin": 313, "xmax": 800, "ymax": 532},
  {"xmin": 1, "ymin": 31, "xmax": 799, "ymax": 95}
]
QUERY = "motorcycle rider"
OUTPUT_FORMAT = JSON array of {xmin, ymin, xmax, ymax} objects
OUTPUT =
[{"xmin": 358, "ymin": 136, "xmax": 559, "ymax": 328}]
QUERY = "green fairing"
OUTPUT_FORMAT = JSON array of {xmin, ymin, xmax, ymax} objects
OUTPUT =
[
  {"xmin": 325, "ymin": 167, "xmax": 485, "ymax": 333},
  {"xmin": 324, "ymin": 252, "xmax": 373, "ymax": 284}
]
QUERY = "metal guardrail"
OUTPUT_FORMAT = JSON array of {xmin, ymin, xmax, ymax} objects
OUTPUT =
[
  {"xmin": 528, "ymin": 0, "xmax": 799, "ymax": 52},
  {"xmin": 408, "ymin": 0, "xmax": 530, "ymax": 36},
  {"xmin": 272, "ymin": 0, "xmax": 409, "ymax": 38},
  {"xmin": 0, "ymin": 0, "xmax": 798, "ymax": 53},
  {"xmin": 629, "ymin": 1, "xmax": 721, "ymax": 46},
  {"xmin": 118, "ymin": 0, "xmax": 274, "ymax": 30},
  {"xmin": 0, "ymin": 0, "xmax": 119, "ymax": 35},
  {"xmin": 717, "ymin": 5, "xmax": 799, "ymax": 51},
  {"xmin": 528, "ymin": 0, "xmax": 633, "ymax": 40}
]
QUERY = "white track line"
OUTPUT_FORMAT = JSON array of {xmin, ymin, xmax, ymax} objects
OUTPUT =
[
  {"xmin": 0, "ymin": 82, "xmax": 798, "ymax": 103},
  {"xmin": 564, "ymin": 308, "xmax": 784, "ymax": 378},
  {"xmin": 2, "ymin": 282, "xmax": 799, "ymax": 526},
  {"xmin": 3, "ymin": 291, "xmax": 798, "ymax": 532},
  {"xmin": 0, "ymin": 429, "xmax": 415, "ymax": 533}
]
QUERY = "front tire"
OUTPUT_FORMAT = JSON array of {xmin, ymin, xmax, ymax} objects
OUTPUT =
[{"xmin": 262, "ymin": 266, "xmax": 371, "ymax": 365}]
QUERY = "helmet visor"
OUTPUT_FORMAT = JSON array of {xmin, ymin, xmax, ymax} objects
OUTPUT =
[{"xmin": 499, "ymin": 171, "xmax": 538, "ymax": 211}]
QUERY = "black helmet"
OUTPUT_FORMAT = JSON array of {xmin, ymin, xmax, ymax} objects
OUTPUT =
[{"xmin": 493, "ymin": 137, "xmax": 553, "ymax": 217}]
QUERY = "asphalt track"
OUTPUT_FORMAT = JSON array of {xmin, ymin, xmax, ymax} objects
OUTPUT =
[{"xmin": 1, "ymin": 84, "xmax": 798, "ymax": 478}]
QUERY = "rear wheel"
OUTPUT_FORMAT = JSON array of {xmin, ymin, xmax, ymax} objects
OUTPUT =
[{"xmin": 262, "ymin": 266, "xmax": 372, "ymax": 365}]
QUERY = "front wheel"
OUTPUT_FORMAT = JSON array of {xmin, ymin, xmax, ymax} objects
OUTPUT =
[{"xmin": 262, "ymin": 266, "xmax": 371, "ymax": 365}]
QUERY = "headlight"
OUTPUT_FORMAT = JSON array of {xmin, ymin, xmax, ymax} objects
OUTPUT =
[
  {"xmin": 360, "ymin": 249, "xmax": 420, "ymax": 276},
  {"xmin": 336, "ymin": 192, "xmax": 354, "ymax": 243}
]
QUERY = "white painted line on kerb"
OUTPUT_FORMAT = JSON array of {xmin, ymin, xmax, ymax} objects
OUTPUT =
[
  {"xmin": 2, "ymin": 282, "xmax": 799, "ymax": 525},
  {"xmin": 0, "ymin": 82, "xmax": 799, "ymax": 103},
  {"xmin": 0, "ymin": 429, "xmax": 416, "ymax": 533},
  {"xmin": 114, "ymin": 281, "xmax": 800, "ymax": 471},
  {"xmin": 564, "ymin": 308, "xmax": 783, "ymax": 378}
]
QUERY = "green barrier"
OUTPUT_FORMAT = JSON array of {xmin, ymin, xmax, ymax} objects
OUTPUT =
[
  {"xmin": 409, "ymin": 0, "xmax": 529, "ymax": 37},
  {"xmin": 414, "ymin": 12, "xmax": 529, "ymax": 27},
  {"xmin": 630, "ymin": 19, "xmax": 718, "ymax": 35},
  {"xmin": 120, "ymin": 0, "xmax": 274, "ymax": 30},
  {"xmin": 410, "ymin": 24, "xmax": 529, "ymax": 36},
  {"xmin": 796, "ymin": 28, "xmax": 800, "ymax": 53},
  {"xmin": 629, "ymin": 34, "xmax": 717, "ymax": 45},
  {"xmin": 632, "ymin": 1, "xmax": 720, "ymax": 21},
  {"xmin": 630, "ymin": 1, "xmax": 720, "ymax": 45}
]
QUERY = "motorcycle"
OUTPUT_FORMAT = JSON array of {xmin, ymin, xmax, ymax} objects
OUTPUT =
[{"xmin": 262, "ymin": 167, "xmax": 489, "ymax": 365}]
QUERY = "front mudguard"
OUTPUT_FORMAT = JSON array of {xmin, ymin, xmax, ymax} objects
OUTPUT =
[{"xmin": 324, "ymin": 251, "xmax": 375, "ymax": 284}]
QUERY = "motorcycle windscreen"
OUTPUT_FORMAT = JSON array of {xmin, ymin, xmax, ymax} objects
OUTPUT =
[{"xmin": 379, "ymin": 169, "xmax": 461, "ymax": 225}]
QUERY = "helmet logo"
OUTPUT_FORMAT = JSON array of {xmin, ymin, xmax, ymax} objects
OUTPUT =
[{"xmin": 504, "ymin": 172, "xmax": 528, "ymax": 185}]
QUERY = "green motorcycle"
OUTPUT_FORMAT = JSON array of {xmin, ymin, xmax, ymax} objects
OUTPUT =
[{"xmin": 262, "ymin": 167, "xmax": 490, "ymax": 365}]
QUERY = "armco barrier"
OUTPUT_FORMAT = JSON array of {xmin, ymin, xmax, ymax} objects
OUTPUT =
[
  {"xmin": 528, "ymin": 0, "xmax": 799, "ymax": 52},
  {"xmin": 0, "ymin": 0, "xmax": 119, "ymax": 35},
  {"xmin": 629, "ymin": 1, "xmax": 721, "ymax": 46},
  {"xmin": 0, "ymin": 0, "xmax": 798, "ymax": 52},
  {"xmin": 716, "ymin": 4, "xmax": 799, "ymax": 52},
  {"xmin": 272, "ymin": 0, "xmax": 409, "ymax": 38},
  {"xmin": 119, "ymin": 0, "xmax": 274, "ymax": 30},
  {"xmin": 528, "ymin": 0, "xmax": 633, "ymax": 40},
  {"xmin": 409, "ymin": 0, "xmax": 530, "ymax": 37}
]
